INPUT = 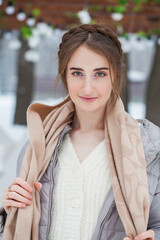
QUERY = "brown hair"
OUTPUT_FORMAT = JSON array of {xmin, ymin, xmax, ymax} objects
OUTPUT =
[{"xmin": 55, "ymin": 24, "xmax": 125, "ymax": 111}]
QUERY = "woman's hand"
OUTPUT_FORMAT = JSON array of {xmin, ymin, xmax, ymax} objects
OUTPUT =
[
  {"xmin": 2, "ymin": 177, "xmax": 42, "ymax": 214},
  {"xmin": 124, "ymin": 230, "xmax": 155, "ymax": 240}
]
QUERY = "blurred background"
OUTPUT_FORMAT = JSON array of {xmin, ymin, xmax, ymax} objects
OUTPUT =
[{"xmin": 0, "ymin": 0, "xmax": 160, "ymax": 207}]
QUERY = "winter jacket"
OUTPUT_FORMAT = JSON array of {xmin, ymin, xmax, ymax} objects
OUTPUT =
[{"xmin": 17, "ymin": 119, "xmax": 160, "ymax": 240}]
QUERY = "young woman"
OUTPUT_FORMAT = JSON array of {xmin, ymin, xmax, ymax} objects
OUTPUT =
[{"xmin": 1, "ymin": 24, "xmax": 159, "ymax": 240}]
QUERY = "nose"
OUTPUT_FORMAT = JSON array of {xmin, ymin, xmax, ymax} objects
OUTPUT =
[{"xmin": 83, "ymin": 77, "xmax": 93, "ymax": 95}]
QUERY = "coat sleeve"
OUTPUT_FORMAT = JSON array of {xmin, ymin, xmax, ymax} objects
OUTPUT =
[
  {"xmin": 147, "ymin": 168, "xmax": 160, "ymax": 240},
  {"xmin": 139, "ymin": 119, "xmax": 160, "ymax": 239}
]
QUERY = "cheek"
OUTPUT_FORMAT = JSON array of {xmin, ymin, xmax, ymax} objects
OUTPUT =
[
  {"xmin": 99, "ymin": 81, "xmax": 112, "ymax": 98},
  {"xmin": 67, "ymin": 80, "xmax": 79, "ymax": 95}
]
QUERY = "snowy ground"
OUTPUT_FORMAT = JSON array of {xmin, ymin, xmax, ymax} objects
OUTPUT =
[
  {"xmin": 0, "ymin": 94, "xmax": 28, "ymax": 207},
  {"xmin": 0, "ymin": 93, "xmax": 145, "ymax": 208}
]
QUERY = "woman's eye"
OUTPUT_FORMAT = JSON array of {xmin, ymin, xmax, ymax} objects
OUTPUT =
[
  {"xmin": 72, "ymin": 71, "xmax": 83, "ymax": 77},
  {"xmin": 95, "ymin": 72, "xmax": 106, "ymax": 77}
]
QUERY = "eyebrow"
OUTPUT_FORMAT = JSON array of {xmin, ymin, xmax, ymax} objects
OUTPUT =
[{"xmin": 69, "ymin": 67, "xmax": 109, "ymax": 71}]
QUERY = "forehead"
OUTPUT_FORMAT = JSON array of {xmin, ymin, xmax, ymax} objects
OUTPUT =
[{"xmin": 67, "ymin": 45, "xmax": 109, "ymax": 69}]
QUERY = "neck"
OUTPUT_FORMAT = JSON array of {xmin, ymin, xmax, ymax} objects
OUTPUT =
[{"xmin": 71, "ymin": 106, "xmax": 106, "ymax": 132}]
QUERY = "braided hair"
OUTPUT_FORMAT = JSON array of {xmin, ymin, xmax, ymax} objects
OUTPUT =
[
  {"xmin": 59, "ymin": 24, "xmax": 123, "ymax": 59},
  {"xmin": 55, "ymin": 24, "xmax": 125, "ymax": 111}
]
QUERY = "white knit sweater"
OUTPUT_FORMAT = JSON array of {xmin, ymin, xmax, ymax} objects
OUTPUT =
[{"xmin": 49, "ymin": 133, "xmax": 111, "ymax": 240}]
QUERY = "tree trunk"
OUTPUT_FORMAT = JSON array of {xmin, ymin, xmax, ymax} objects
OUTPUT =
[
  {"xmin": 14, "ymin": 37, "xmax": 34, "ymax": 125},
  {"xmin": 145, "ymin": 41, "xmax": 160, "ymax": 127}
]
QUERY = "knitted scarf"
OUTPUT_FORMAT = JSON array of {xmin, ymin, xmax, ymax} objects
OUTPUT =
[{"xmin": 3, "ymin": 97, "xmax": 149, "ymax": 240}]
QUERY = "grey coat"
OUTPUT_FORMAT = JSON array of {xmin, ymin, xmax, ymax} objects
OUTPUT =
[{"xmin": 17, "ymin": 119, "xmax": 160, "ymax": 240}]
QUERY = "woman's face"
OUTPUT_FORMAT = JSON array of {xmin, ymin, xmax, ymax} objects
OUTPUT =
[{"xmin": 66, "ymin": 45, "xmax": 113, "ymax": 113}]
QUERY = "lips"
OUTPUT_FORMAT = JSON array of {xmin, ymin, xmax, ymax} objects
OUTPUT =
[{"xmin": 79, "ymin": 96, "xmax": 98, "ymax": 102}]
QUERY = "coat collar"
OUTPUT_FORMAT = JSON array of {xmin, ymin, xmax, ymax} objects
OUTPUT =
[{"xmin": 138, "ymin": 119, "xmax": 160, "ymax": 169}]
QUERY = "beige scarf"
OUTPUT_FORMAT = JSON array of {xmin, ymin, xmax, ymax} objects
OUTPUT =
[{"xmin": 3, "ymin": 97, "xmax": 149, "ymax": 240}]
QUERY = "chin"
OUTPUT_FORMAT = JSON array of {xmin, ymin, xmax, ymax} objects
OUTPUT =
[{"xmin": 76, "ymin": 103, "xmax": 103, "ymax": 113}]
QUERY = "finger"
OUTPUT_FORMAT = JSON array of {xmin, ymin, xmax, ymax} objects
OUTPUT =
[
  {"xmin": 123, "ymin": 238, "xmax": 131, "ymax": 240},
  {"xmin": 4, "ymin": 199, "xmax": 27, "ymax": 209},
  {"xmin": 11, "ymin": 177, "xmax": 33, "ymax": 192},
  {"xmin": 11, "ymin": 184, "xmax": 32, "ymax": 200},
  {"xmin": 34, "ymin": 182, "xmax": 42, "ymax": 192},
  {"xmin": 7, "ymin": 191, "xmax": 32, "ymax": 206},
  {"xmin": 135, "ymin": 230, "xmax": 154, "ymax": 240}
]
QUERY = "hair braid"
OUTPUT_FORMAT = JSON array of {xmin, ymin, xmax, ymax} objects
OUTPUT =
[{"xmin": 59, "ymin": 24, "xmax": 123, "ymax": 59}]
